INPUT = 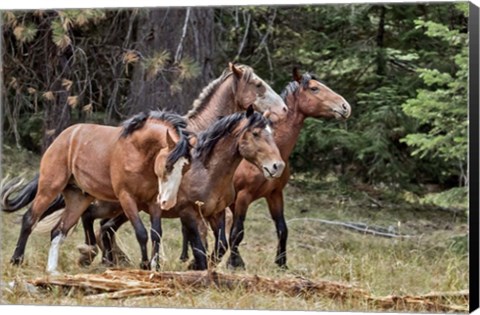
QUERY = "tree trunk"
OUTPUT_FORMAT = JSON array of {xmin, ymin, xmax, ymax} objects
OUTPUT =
[
  {"xmin": 41, "ymin": 18, "xmax": 73, "ymax": 152},
  {"xmin": 126, "ymin": 7, "xmax": 215, "ymax": 116}
]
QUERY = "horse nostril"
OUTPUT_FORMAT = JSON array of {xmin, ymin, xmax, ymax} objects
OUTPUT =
[
  {"xmin": 283, "ymin": 106, "xmax": 288, "ymax": 112},
  {"xmin": 342, "ymin": 103, "xmax": 349, "ymax": 112},
  {"xmin": 273, "ymin": 163, "xmax": 278, "ymax": 171}
]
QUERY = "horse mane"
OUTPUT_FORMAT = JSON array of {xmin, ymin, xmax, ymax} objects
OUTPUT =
[
  {"xmin": 193, "ymin": 111, "xmax": 270, "ymax": 164},
  {"xmin": 186, "ymin": 64, "xmax": 255, "ymax": 119},
  {"xmin": 120, "ymin": 111, "xmax": 191, "ymax": 171},
  {"xmin": 280, "ymin": 72, "xmax": 319, "ymax": 101}
]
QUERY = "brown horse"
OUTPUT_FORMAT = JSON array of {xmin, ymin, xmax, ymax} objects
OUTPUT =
[
  {"xmin": 8, "ymin": 111, "xmax": 191, "ymax": 274},
  {"xmin": 224, "ymin": 69, "xmax": 351, "ymax": 269}
]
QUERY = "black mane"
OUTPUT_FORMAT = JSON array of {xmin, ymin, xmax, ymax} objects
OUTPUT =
[
  {"xmin": 280, "ymin": 72, "xmax": 320, "ymax": 101},
  {"xmin": 193, "ymin": 111, "xmax": 270, "ymax": 164},
  {"xmin": 187, "ymin": 64, "xmax": 255, "ymax": 119}
]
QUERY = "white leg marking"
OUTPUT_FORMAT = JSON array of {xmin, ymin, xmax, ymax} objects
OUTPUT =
[{"xmin": 47, "ymin": 233, "xmax": 65, "ymax": 275}]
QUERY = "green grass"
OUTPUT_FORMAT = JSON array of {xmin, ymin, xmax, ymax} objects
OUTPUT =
[{"xmin": 0, "ymin": 145, "xmax": 469, "ymax": 312}]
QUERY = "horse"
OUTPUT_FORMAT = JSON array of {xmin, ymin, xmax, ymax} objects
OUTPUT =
[
  {"xmin": 7, "ymin": 110, "xmax": 191, "ymax": 274},
  {"xmin": 179, "ymin": 68, "xmax": 352, "ymax": 269},
  {"xmin": 2, "ymin": 62, "xmax": 287, "ymax": 267}
]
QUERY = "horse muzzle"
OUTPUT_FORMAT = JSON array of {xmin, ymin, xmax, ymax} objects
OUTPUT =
[
  {"xmin": 333, "ymin": 102, "xmax": 351, "ymax": 120},
  {"xmin": 158, "ymin": 195, "xmax": 176, "ymax": 210},
  {"xmin": 262, "ymin": 161, "xmax": 286, "ymax": 179}
]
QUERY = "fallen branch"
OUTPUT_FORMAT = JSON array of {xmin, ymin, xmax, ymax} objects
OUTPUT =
[
  {"xmin": 30, "ymin": 269, "xmax": 367, "ymax": 300},
  {"xmin": 25, "ymin": 269, "xmax": 468, "ymax": 312},
  {"xmin": 287, "ymin": 218, "xmax": 413, "ymax": 239}
]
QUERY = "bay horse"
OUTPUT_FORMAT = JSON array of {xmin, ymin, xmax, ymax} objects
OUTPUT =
[
  {"xmin": 7, "ymin": 111, "xmax": 191, "ymax": 274},
  {"xmin": 180, "ymin": 68, "xmax": 352, "ymax": 269},
  {"xmin": 2, "ymin": 62, "xmax": 287, "ymax": 267},
  {"xmin": 225, "ymin": 69, "xmax": 351, "ymax": 269}
]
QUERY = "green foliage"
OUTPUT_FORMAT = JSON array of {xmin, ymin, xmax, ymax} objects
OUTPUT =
[{"xmin": 401, "ymin": 18, "xmax": 468, "ymax": 187}]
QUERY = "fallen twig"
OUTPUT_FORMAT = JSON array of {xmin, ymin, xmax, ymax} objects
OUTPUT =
[{"xmin": 287, "ymin": 218, "xmax": 413, "ymax": 239}]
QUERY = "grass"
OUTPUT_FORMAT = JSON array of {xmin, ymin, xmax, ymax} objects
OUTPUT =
[{"xmin": 0, "ymin": 145, "xmax": 469, "ymax": 312}]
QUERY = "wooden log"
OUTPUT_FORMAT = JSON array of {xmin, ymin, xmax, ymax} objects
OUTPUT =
[{"xmin": 27, "ymin": 269, "xmax": 468, "ymax": 312}]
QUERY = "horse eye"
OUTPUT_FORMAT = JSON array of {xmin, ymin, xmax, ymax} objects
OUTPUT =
[
  {"xmin": 252, "ymin": 131, "xmax": 260, "ymax": 137},
  {"xmin": 310, "ymin": 86, "xmax": 320, "ymax": 92},
  {"xmin": 256, "ymin": 82, "xmax": 262, "ymax": 88}
]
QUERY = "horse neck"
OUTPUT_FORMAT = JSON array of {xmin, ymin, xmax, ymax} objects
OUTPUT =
[
  {"xmin": 186, "ymin": 77, "xmax": 238, "ymax": 133},
  {"xmin": 199, "ymin": 134, "xmax": 243, "ymax": 187},
  {"xmin": 274, "ymin": 93, "xmax": 307, "ymax": 160},
  {"xmin": 128, "ymin": 123, "xmax": 171, "ymax": 159}
]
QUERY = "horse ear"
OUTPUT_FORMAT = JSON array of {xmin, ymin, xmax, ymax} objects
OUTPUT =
[
  {"xmin": 293, "ymin": 67, "xmax": 302, "ymax": 82},
  {"xmin": 229, "ymin": 62, "xmax": 243, "ymax": 79},
  {"xmin": 246, "ymin": 104, "xmax": 254, "ymax": 118},
  {"xmin": 166, "ymin": 130, "xmax": 176, "ymax": 150},
  {"xmin": 188, "ymin": 134, "xmax": 198, "ymax": 147}
]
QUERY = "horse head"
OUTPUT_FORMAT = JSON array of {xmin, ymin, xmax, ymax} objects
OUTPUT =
[
  {"xmin": 292, "ymin": 67, "xmax": 351, "ymax": 120},
  {"xmin": 230, "ymin": 63, "xmax": 288, "ymax": 122},
  {"xmin": 237, "ymin": 106, "xmax": 285, "ymax": 179},
  {"xmin": 155, "ymin": 128, "xmax": 191, "ymax": 210}
]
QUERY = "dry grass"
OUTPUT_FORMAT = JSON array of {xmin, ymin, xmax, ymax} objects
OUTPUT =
[{"xmin": 1, "ymin": 145, "xmax": 469, "ymax": 312}]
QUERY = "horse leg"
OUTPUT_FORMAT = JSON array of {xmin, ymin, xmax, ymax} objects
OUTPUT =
[
  {"xmin": 267, "ymin": 190, "xmax": 288, "ymax": 269},
  {"xmin": 226, "ymin": 192, "xmax": 252, "ymax": 269},
  {"xmin": 100, "ymin": 214, "xmax": 129, "ymax": 266},
  {"xmin": 149, "ymin": 204, "xmax": 162, "ymax": 271},
  {"xmin": 209, "ymin": 210, "xmax": 228, "ymax": 266},
  {"xmin": 179, "ymin": 223, "xmax": 190, "ymax": 262},
  {"xmin": 180, "ymin": 217, "xmax": 208, "ymax": 262},
  {"xmin": 77, "ymin": 205, "xmax": 99, "ymax": 267},
  {"xmin": 10, "ymin": 177, "xmax": 69, "ymax": 265},
  {"xmin": 181, "ymin": 211, "xmax": 208, "ymax": 270},
  {"xmin": 47, "ymin": 188, "xmax": 94, "ymax": 274},
  {"xmin": 118, "ymin": 193, "xmax": 150, "ymax": 270}
]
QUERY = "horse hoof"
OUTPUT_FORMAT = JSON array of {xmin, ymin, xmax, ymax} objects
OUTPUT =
[
  {"xmin": 77, "ymin": 244, "xmax": 98, "ymax": 267},
  {"xmin": 10, "ymin": 256, "xmax": 23, "ymax": 266},
  {"xmin": 47, "ymin": 269, "xmax": 61, "ymax": 276},
  {"xmin": 78, "ymin": 257, "xmax": 93, "ymax": 267},
  {"xmin": 179, "ymin": 254, "xmax": 189, "ymax": 262},
  {"xmin": 187, "ymin": 260, "xmax": 207, "ymax": 271},
  {"xmin": 139, "ymin": 261, "xmax": 151, "ymax": 270},
  {"xmin": 276, "ymin": 263, "xmax": 289, "ymax": 270},
  {"xmin": 226, "ymin": 256, "xmax": 245, "ymax": 270},
  {"xmin": 275, "ymin": 258, "xmax": 288, "ymax": 270}
]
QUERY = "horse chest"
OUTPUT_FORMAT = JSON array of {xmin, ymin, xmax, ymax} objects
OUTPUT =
[{"xmin": 200, "ymin": 186, "xmax": 235, "ymax": 217}]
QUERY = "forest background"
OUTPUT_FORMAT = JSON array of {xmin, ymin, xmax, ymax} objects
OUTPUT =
[{"xmin": 1, "ymin": 2, "xmax": 469, "ymax": 208}]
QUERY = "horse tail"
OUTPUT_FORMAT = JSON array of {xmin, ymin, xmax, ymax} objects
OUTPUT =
[
  {"xmin": 1, "ymin": 174, "xmax": 67, "ymax": 218},
  {"xmin": 1, "ymin": 174, "xmax": 40, "ymax": 212},
  {"xmin": 33, "ymin": 208, "xmax": 65, "ymax": 234}
]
